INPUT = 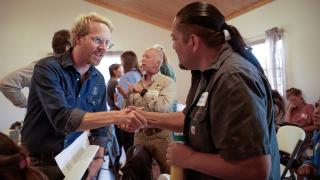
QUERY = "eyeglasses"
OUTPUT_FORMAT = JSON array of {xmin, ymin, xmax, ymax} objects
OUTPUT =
[{"xmin": 90, "ymin": 36, "xmax": 114, "ymax": 49}]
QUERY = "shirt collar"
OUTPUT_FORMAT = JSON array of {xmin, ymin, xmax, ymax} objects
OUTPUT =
[
  {"xmin": 205, "ymin": 43, "xmax": 234, "ymax": 71},
  {"xmin": 60, "ymin": 48, "xmax": 98, "ymax": 76},
  {"xmin": 145, "ymin": 71, "xmax": 162, "ymax": 82}
]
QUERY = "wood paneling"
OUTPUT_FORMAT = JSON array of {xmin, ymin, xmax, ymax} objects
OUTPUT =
[{"xmin": 87, "ymin": 0, "xmax": 273, "ymax": 30}]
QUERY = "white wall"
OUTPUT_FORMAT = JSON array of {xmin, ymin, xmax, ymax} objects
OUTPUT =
[
  {"xmin": 1, "ymin": 0, "xmax": 319, "ymax": 130},
  {"xmin": 0, "ymin": 0, "xmax": 190, "ymax": 131},
  {"xmin": 228, "ymin": 0, "xmax": 320, "ymax": 103}
]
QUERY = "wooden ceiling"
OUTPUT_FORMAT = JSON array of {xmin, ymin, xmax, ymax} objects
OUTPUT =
[{"xmin": 87, "ymin": 0, "xmax": 273, "ymax": 30}]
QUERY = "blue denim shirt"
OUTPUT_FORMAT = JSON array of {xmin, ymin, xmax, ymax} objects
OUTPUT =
[
  {"xmin": 21, "ymin": 49, "xmax": 111, "ymax": 155},
  {"xmin": 304, "ymin": 131, "xmax": 320, "ymax": 177},
  {"xmin": 116, "ymin": 69, "xmax": 141, "ymax": 108}
]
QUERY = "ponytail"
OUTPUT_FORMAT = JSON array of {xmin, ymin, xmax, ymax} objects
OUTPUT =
[{"xmin": 224, "ymin": 24, "xmax": 265, "ymax": 74}]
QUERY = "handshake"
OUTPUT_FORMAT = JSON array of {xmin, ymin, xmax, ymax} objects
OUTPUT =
[{"xmin": 116, "ymin": 106, "xmax": 149, "ymax": 132}]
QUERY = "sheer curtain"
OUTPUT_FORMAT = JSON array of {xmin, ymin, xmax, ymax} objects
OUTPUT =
[{"xmin": 265, "ymin": 27, "xmax": 286, "ymax": 96}]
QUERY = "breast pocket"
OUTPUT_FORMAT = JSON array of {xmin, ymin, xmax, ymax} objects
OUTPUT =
[
  {"xmin": 188, "ymin": 106, "xmax": 212, "ymax": 152},
  {"xmin": 87, "ymin": 96, "xmax": 103, "ymax": 111},
  {"xmin": 190, "ymin": 106, "xmax": 207, "ymax": 124}
]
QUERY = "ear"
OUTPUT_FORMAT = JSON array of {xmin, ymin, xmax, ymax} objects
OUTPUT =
[
  {"xmin": 189, "ymin": 34, "xmax": 200, "ymax": 53},
  {"xmin": 74, "ymin": 35, "xmax": 82, "ymax": 46}
]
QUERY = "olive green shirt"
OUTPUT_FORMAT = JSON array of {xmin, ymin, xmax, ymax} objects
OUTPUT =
[{"xmin": 124, "ymin": 71, "xmax": 176, "ymax": 112}]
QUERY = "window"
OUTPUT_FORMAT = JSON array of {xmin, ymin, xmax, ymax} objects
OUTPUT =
[{"xmin": 251, "ymin": 39, "xmax": 286, "ymax": 96}]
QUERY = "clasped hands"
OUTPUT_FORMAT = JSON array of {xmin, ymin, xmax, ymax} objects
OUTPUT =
[{"xmin": 116, "ymin": 106, "xmax": 148, "ymax": 132}]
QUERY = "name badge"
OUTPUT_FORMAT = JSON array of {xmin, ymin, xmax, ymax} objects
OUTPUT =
[
  {"xmin": 191, "ymin": 125, "xmax": 196, "ymax": 135},
  {"xmin": 197, "ymin": 92, "xmax": 208, "ymax": 107},
  {"xmin": 146, "ymin": 90, "xmax": 159, "ymax": 98}
]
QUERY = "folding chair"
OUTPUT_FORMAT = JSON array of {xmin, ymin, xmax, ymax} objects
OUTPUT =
[{"xmin": 277, "ymin": 125, "xmax": 306, "ymax": 180}]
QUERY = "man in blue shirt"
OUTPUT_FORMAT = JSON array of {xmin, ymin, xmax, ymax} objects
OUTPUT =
[{"xmin": 21, "ymin": 12, "xmax": 146, "ymax": 179}]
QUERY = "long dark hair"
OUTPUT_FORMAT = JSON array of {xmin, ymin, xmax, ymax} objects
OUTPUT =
[
  {"xmin": 108, "ymin": 63, "xmax": 121, "ymax": 78},
  {"xmin": 121, "ymin": 51, "xmax": 143, "ymax": 76},
  {"xmin": 0, "ymin": 132, "xmax": 48, "ymax": 180},
  {"xmin": 176, "ymin": 2, "xmax": 264, "ymax": 73},
  {"xmin": 272, "ymin": 90, "xmax": 285, "ymax": 122}
]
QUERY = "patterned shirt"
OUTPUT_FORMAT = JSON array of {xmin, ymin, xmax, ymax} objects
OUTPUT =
[{"xmin": 125, "ymin": 71, "xmax": 176, "ymax": 113}]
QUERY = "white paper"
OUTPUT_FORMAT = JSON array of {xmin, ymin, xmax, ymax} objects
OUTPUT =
[{"xmin": 54, "ymin": 131, "xmax": 99, "ymax": 180}]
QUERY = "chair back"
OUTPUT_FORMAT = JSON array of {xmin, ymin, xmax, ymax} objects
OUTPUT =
[
  {"xmin": 158, "ymin": 174, "xmax": 170, "ymax": 180},
  {"xmin": 277, "ymin": 125, "xmax": 306, "ymax": 180},
  {"xmin": 277, "ymin": 125, "xmax": 305, "ymax": 154}
]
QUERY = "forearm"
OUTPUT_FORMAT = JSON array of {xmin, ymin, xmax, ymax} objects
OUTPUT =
[
  {"xmin": 96, "ymin": 147, "xmax": 105, "ymax": 157},
  {"xmin": 0, "ymin": 86, "xmax": 27, "ymax": 108},
  {"xmin": 185, "ymin": 152, "xmax": 271, "ymax": 179},
  {"xmin": 284, "ymin": 111, "xmax": 292, "ymax": 122},
  {"xmin": 78, "ymin": 111, "xmax": 123, "ymax": 130},
  {"xmin": 146, "ymin": 111, "xmax": 184, "ymax": 132}
]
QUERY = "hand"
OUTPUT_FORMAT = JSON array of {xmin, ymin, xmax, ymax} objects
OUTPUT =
[
  {"xmin": 132, "ymin": 84, "xmax": 143, "ymax": 93},
  {"xmin": 116, "ymin": 85, "xmax": 129, "ymax": 98},
  {"xmin": 86, "ymin": 157, "xmax": 104, "ymax": 180},
  {"xmin": 288, "ymin": 103, "xmax": 297, "ymax": 111},
  {"xmin": 297, "ymin": 163, "xmax": 316, "ymax": 179},
  {"xmin": 117, "ymin": 108, "xmax": 147, "ymax": 132},
  {"xmin": 166, "ymin": 142, "xmax": 194, "ymax": 169}
]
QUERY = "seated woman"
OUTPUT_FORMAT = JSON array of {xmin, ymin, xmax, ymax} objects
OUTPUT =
[
  {"xmin": 0, "ymin": 132, "xmax": 48, "ymax": 180},
  {"xmin": 285, "ymin": 87, "xmax": 315, "ymax": 132},
  {"xmin": 297, "ymin": 97, "xmax": 320, "ymax": 179}
]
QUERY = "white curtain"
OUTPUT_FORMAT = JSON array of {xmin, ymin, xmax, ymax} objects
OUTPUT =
[{"xmin": 265, "ymin": 27, "xmax": 286, "ymax": 96}]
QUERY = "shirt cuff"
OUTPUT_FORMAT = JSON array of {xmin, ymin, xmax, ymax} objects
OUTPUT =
[{"xmin": 65, "ymin": 108, "xmax": 86, "ymax": 132}]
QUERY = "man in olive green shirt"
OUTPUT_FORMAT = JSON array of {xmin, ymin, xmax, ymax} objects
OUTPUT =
[{"xmin": 118, "ymin": 48, "xmax": 176, "ymax": 174}]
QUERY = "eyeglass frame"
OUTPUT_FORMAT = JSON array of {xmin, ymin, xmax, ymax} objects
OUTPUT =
[{"xmin": 90, "ymin": 36, "xmax": 114, "ymax": 49}]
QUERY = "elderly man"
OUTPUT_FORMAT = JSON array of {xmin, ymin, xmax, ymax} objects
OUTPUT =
[
  {"xmin": 21, "ymin": 13, "xmax": 145, "ymax": 179},
  {"xmin": 118, "ymin": 47, "xmax": 176, "ymax": 174}
]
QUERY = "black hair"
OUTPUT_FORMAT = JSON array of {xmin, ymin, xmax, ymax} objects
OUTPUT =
[
  {"xmin": 176, "ymin": 2, "xmax": 264, "ymax": 73},
  {"xmin": 52, "ymin": 29, "xmax": 71, "ymax": 54}
]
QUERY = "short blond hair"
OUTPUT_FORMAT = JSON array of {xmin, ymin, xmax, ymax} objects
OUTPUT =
[{"xmin": 71, "ymin": 12, "xmax": 114, "ymax": 46}]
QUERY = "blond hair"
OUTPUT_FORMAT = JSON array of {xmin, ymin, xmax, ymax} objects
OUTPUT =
[{"xmin": 71, "ymin": 12, "xmax": 114, "ymax": 46}]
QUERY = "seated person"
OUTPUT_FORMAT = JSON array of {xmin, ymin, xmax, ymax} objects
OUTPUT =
[
  {"xmin": 272, "ymin": 90, "xmax": 285, "ymax": 129},
  {"xmin": 297, "ymin": 97, "xmax": 320, "ymax": 179},
  {"xmin": 285, "ymin": 87, "xmax": 315, "ymax": 132},
  {"xmin": 121, "ymin": 145, "xmax": 159, "ymax": 180},
  {"xmin": 0, "ymin": 132, "xmax": 48, "ymax": 180}
]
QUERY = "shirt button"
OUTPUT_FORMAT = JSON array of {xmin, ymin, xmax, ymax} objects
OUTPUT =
[
  {"xmin": 77, "ymin": 78, "xmax": 80, "ymax": 81},
  {"xmin": 78, "ymin": 95, "xmax": 81, "ymax": 98}
]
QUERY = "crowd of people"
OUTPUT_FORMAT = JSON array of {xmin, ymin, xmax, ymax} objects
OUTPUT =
[{"xmin": 0, "ymin": 1, "xmax": 319, "ymax": 180}]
